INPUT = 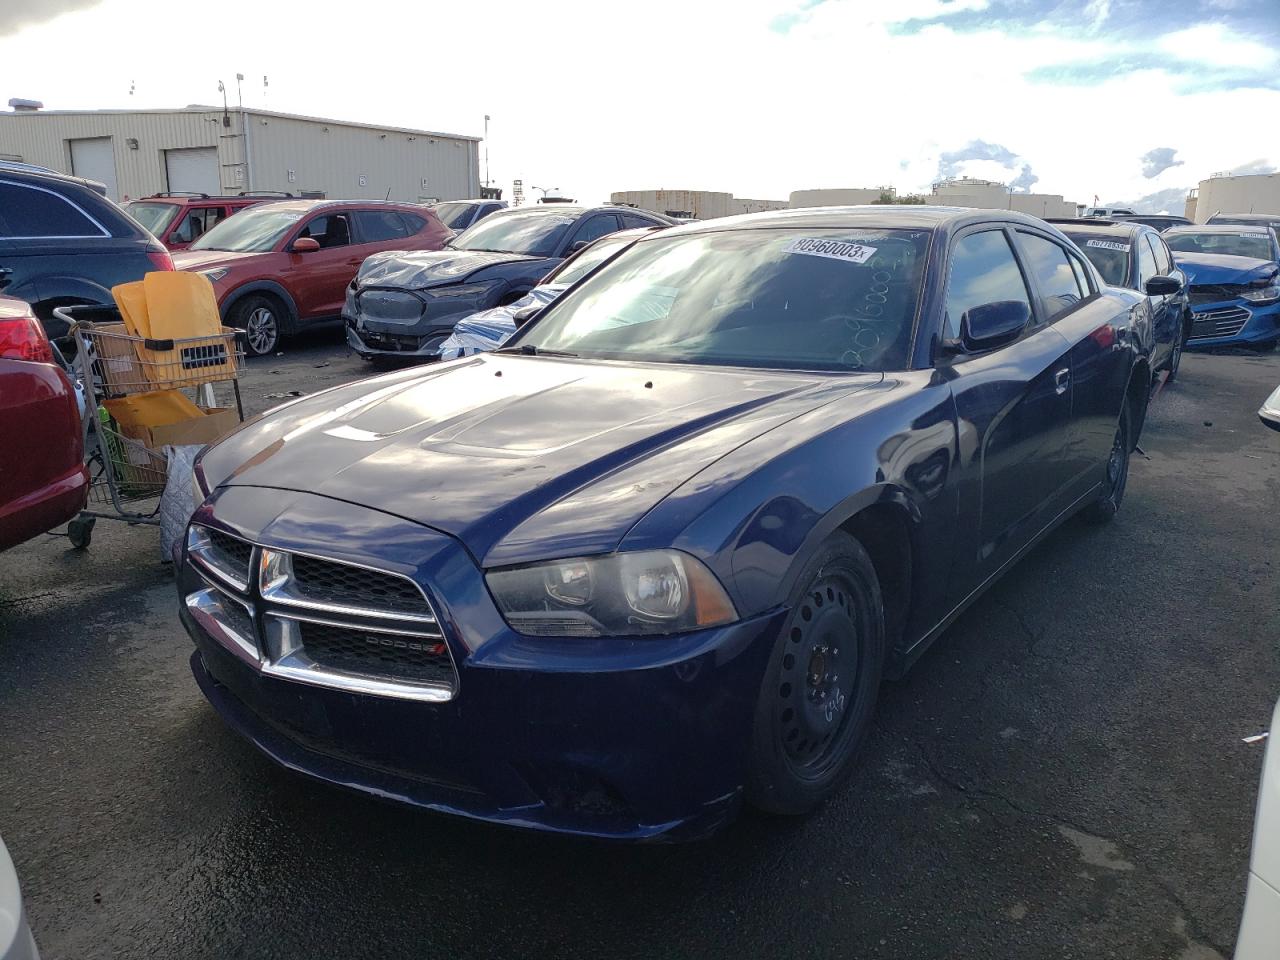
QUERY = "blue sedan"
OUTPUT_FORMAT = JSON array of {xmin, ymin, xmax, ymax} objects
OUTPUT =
[
  {"xmin": 1165, "ymin": 225, "xmax": 1280, "ymax": 350},
  {"xmin": 181, "ymin": 207, "xmax": 1152, "ymax": 839}
]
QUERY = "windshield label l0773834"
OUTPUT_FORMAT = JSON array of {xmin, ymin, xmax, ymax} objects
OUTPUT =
[
  {"xmin": 784, "ymin": 238, "xmax": 877, "ymax": 264},
  {"xmin": 1086, "ymin": 239, "xmax": 1129, "ymax": 252}
]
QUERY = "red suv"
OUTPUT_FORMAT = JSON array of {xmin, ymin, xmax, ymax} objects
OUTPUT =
[
  {"xmin": 124, "ymin": 193, "xmax": 291, "ymax": 251},
  {"xmin": 0, "ymin": 295, "xmax": 88, "ymax": 551},
  {"xmin": 172, "ymin": 200, "xmax": 451, "ymax": 355}
]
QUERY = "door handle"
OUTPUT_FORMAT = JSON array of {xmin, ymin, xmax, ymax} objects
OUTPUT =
[{"xmin": 1054, "ymin": 368, "xmax": 1070, "ymax": 395}]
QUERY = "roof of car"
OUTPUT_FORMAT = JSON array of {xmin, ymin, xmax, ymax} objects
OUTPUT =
[
  {"xmin": 231, "ymin": 198, "xmax": 429, "ymax": 214},
  {"xmin": 664, "ymin": 205, "xmax": 1061, "ymax": 235},
  {"xmin": 1208, "ymin": 213, "xmax": 1280, "ymax": 223},
  {"xmin": 1050, "ymin": 219, "xmax": 1147, "ymax": 239},
  {"xmin": 1165, "ymin": 223, "xmax": 1275, "ymax": 234},
  {"xmin": 0, "ymin": 161, "xmax": 109, "ymax": 196}
]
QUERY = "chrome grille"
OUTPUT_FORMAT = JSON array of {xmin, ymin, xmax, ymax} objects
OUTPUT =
[
  {"xmin": 297, "ymin": 620, "xmax": 454, "ymax": 686},
  {"xmin": 185, "ymin": 527, "xmax": 456, "ymax": 702},
  {"xmin": 1189, "ymin": 306, "xmax": 1250, "ymax": 340},
  {"xmin": 188, "ymin": 525, "xmax": 254, "ymax": 592},
  {"xmin": 290, "ymin": 553, "xmax": 431, "ymax": 616}
]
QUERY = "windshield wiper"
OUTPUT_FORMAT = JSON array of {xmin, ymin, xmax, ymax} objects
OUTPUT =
[{"xmin": 497, "ymin": 344, "xmax": 579, "ymax": 358}]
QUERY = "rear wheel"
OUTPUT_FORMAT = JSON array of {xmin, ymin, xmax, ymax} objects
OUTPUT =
[
  {"xmin": 746, "ymin": 532, "xmax": 885, "ymax": 815},
  {"xmin": 230, "ymin": 294, "xmax": 288, "ymax": 357},
  {"xmin": 1081, "ymin": 399, "xmax": 1132, "ymax": 524}
]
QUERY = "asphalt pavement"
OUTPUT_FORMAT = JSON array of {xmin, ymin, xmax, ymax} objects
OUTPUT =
[{"xmin": 2, "ymin": 331, "xmax": 1278, "ymax": 960}]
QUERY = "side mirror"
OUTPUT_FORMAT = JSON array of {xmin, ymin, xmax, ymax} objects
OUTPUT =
[
  {"xmin": 951, "ymin": 300, "xmax": 1031, "ymax": 354},
  {"xmin": 291, "ymin": 236, "xmax": 321, "ymax": 253},
  {"xmin": 1144, "ymin": 275, "xmax": 1181, "ymax": 296},
  {"xmin": 1260, "ymin": 384, "xmax": 1280, "ymax": 433},
  {"xmin": 565, "ymin": 240, "xmax": 589, "ymax": 255},
  {"xmin": 512, "ymin": 305, "xmax": 541, "ymax": 329}
]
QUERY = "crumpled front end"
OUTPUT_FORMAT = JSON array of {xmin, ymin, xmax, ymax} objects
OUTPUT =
[{"xmin": 345, "ymin": 278, "xmax": 508, "ymax": 359}]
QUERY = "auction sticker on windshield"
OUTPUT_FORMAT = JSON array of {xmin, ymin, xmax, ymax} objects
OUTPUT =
[
  {"xmin": 1086, "ymin": 239, "xmax": 1129, "ymax": 252},
  {"xmin": 784, "ymin": 238, "xmax": 877, "ymax": 264}
]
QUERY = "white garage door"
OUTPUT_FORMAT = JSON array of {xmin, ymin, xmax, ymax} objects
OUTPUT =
[
  {"xmin": 69, "ymin": 137, "xmax": 119, "ymax": 200},
  {"xmin": 165, "ymin": 147, "xmax": 220, "ymax": 196}
]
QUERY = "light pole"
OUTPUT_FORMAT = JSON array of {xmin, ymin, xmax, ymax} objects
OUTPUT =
[{"xmin": 484, "ymin": 114, "xmax": 490, "ymax": 190}]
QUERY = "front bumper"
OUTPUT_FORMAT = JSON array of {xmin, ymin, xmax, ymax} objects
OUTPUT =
[
  {"xmin": 344, "ymin": 320, "xmax": 452, "ymax": 359},
  {"xmin": 179, "ymin": 487, "xmax": 781, "ymax": 840},
  {"xmin": 1184, "ymin": 298, "xmax": 1280, "ymax": 349}
]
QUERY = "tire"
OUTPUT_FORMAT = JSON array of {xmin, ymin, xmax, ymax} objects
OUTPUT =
[
  {"xmin": 746, "ymin": 531, "xmax": 886, "ymax": 815},
  {"xmin": 230, "ymin": 293, "xmax": 288, "ymax": 357},
  {"xmin": 1081, "ymin": 398, "xmax": 1133, "ymax": 524},
  {"xmin": 1164, "ymin": 314, "xmax": 1187, "ymax": 383},
  {"xmin": 67, "ymin": 515, "xmax": 95, "ymax": 550}
]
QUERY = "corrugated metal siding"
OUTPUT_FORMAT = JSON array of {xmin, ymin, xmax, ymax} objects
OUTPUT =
[
  {"xmin": 0, "ymin": 109, "xmax": 478, "ymax": 203},
  {"xmin": 245, "ymin": 112, "xmax": 478, "ymax": 202}
]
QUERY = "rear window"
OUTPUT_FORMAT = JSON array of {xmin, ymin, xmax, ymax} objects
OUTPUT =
[
  {"xmin": 354, "ymin": 210, "xmax": 412, "ymax": 242},
  {"xmin": 1166, "ymin": 231, "xmax": 1273, "ymax": 260},
  {"xmin": 0, "ymin": 181, "xmax": 109, "ymax": 238},
  {"xmin": 1067, "ymin": 234, "xmax": 1129, "ymax": 286},
  {"xmin": 125, "ymin": 201, "xmax": 179, "ymax": 235}
]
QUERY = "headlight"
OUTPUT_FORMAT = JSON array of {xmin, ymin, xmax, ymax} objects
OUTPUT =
[
  {"xmin": 192, "ymin": 459, "xmax": 210, "ymax": 512},
  {"xmin": 1243, "ymin": 285, "xmax": 1280, "ymax": 305},
  {"xmin": 199, "ymin": 268, "xmax": 229, "ymax": 283},
  {"xmin": 486, "ymin": 550, "xmax": 738, "ymax": 637}
]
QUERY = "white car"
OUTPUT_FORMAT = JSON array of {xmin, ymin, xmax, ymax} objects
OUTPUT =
[
  {"xmin": 1236, "ymin": 697, "xmax": 1279, "ymax": 958},
  {"xmin": 0, "ymin": 837, "xmax": 38, "ymax": 960}
]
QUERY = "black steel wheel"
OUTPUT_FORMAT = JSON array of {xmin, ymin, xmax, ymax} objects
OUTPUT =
[
  {"xmin": 747, "ymin": 531, "xmax": 885, "ymax": 815},
  {"xmin": 1081, "ymin": 399, "xmax": 1132, "ymax": 524}
]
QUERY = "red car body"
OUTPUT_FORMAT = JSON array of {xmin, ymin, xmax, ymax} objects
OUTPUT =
[
  {"xmin": 0, "ymin": 296, "xmax": 88, "ymax": 552},
  {"xmin": 171, "ymin": 200, "xmax": 451, "ymax": 355},
  {"xmin": 123, "ymin": 194, "xmax": 284, "ymax": 251}
]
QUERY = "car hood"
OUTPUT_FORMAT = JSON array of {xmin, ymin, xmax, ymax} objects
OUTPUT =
[
  {"xmin": 356, "ymin": 248, "xmax": 545, "ymax": 290},
  {"xmin": 200, "ymin": 354, "xmax": 883, "ymax": 566},
  {"xmin": 171, "ymin": 249, "xmax": 264, "ymax": 271},
  {"xmin": 1171, "ymin": 252, "xmax": 1278, "ymax": 286}
]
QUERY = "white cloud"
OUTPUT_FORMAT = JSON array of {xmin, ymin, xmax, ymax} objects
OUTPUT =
[{"xmin": 1156, "ymin": 23, "xmax": 1278, "ymax": 68}]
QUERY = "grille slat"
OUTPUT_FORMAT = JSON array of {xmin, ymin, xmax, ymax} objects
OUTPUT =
[
  {"xmin": 1189, "ymin": 306, "xmax": 1250, "ymax": 340},
  {"xmin": 289, "ymin": 554, "xmax": 432, "ymax": 617},
  {"xmin": 208, "ymin": 529, "xmax": 254, "ymax": 574},
  {"xmin": 298, "ymin": 620, "xmax": 455, "ymax": 687}
]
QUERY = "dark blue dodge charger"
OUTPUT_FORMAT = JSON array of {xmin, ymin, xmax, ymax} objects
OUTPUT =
[{"xmin": 180, "ymin": 207, "xmax": 1152, "ymax": 840}]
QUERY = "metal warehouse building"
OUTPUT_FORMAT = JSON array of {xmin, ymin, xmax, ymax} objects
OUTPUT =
[
  {"xmin": 1185, "ymin": 172, "xmax": 1280, "ymax": 222},
  {"xmin": 0, "ymin": 104, "xmax": 480, "ymax": 204},
  {"xmin": 610, "ymin": 189, "xmax": 788, "ymax": 220}
]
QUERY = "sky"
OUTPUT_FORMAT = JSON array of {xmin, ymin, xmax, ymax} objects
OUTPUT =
[{"xmin": 1, "ymin": 0, "xmax": 1277, "ymax": 213}]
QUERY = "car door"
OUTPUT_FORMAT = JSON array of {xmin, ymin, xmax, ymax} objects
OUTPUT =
[
  {"xmin": 942, "ymin": 226, "xmax": 1077, "ymax": 602},
  {"xmin": 1143, "ymin": 232, "xmax": 1181, "ymax": 367},
  {"xmin": 1016, "ymin": 228, "xmax": 1133, "ymax": 495},
  {"xmin": 284, "ymin": 211, "xmax": 358, "ymax": 321}
]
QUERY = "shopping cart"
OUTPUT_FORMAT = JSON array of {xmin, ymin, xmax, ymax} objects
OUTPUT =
[{"xmin": 55, "ymin": 303, "xmax": 246, "ymax": 549}]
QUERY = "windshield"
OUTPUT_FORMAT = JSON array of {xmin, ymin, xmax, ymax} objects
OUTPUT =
[
  {"xmin": 1069, "ymin": 235, "xmax": 1130, "ymax": 286},
  {"xmin": 433, "ymin": 202, "xmax": 475, "ymax": 231},
  {"xmin": 513, "ymin": 228, "xmax": 929, "ymax": 372},
  {"xmin": 125, "ymin": 202, "xmax": 178, "ymax": 235},
  {"xmin": 543, "ymin": 233, "xmax": 637, "ymax": 287},
  {"xmin": 1166, "ymin": 231, "xmax": 1273, "ymax": 260},
  {"xmin": 452, "ymin": 209, "xmax": 574, "ymax": 257},
  {"xmin": 190, "ymin": 205, "xmax": 305, "ymax": 252}
]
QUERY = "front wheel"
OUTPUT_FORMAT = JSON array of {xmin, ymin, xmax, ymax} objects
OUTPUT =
[
  {"xmin": 230, "ymin": 294, "xmax": 286, "ymax": 357},
  {"xmin": 1081, "ymin": 400, "xmax": 1132, "ymax": 524},
  {"xmin": 746, "ymin": 532, "xmax": 885, "ymax": 815},
  {"xmin": 1165, "ymin": 313, "xmax": 1188, "ymax": 382}
]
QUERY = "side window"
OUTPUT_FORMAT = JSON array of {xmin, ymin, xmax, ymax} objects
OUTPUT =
[
  {"xmin": 400, "ymin": 212, "xmax": 427, "ymax": 233},
  {"xmin": 170, "ymin": 206, "xmax": 221, "ymax": 244},
  {"xmin": 1068, "ymin": 252, "xmax": 1092, "ymax": 297},
  {"xmin": 943, "ymin": 230, "xmax": 1033, "ymax": 340},
  {"xmin": 298, "ymin": 213, "xmax": 351, "ymax": 248},
  {"xmin": 1015, "ymin": 231, "xmax": 1084, "ymax": 321},
  {"xmin": 1136, "ymin": 236, "xmax": 1158, "ymax": 288},
  {"xmin": 0, "ymin": 181, "xmax": 108, "ymax": 238},
  {"xmin": 571, "ymin": 214, "xmax": 620, "ymax": 247},
  {"xmin": 1148, "ymin": 235, "xmax": 1172, "ymax": 275},
  {"xmin": 353, "ymin": 210, "xmax": 411, "ymax": 243},
  {"xmin": 622, "ymin": 213, "xmax": 657, "ymax": 230}
]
